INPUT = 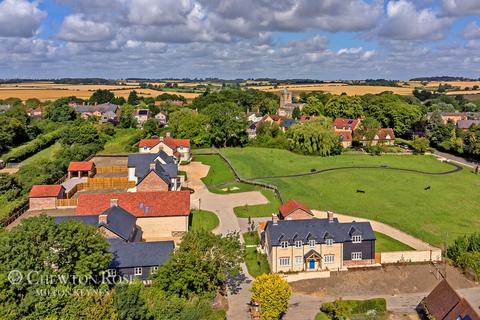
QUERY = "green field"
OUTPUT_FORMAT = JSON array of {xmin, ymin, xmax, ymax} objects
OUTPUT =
[
  {"xmin": 221, "ymin": 147, "xmax": 480, "ymax": 246},
  {"xmin": 234, "ymin": 189, "xmax": 281, "ymax": 218},
  {"xmin": 242, "ymin": 232, "xmax": 270, "ymax": 277},
  {"xmin": 375, "ymin": 232, "xmax": 412, "ymax": 252},
  {"xmin": 21, "ymin": 142, "xmax": 61, "ymax": 166},
  {"xmin": 102, "ymin": 128, "xmax": 142, "ymax": 154},
  {"xmin": 194, "ymin": 155, "xmax": 257, "ymax": 194},
  {"xmin": 190, "ymin": 210, "xmax": 220, "ymax": 232}
]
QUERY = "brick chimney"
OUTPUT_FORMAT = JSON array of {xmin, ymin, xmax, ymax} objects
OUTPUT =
[
  {"xmin": 165, "ymin": 132, "xmax": 171, "ymax": 137},
  {"xmin": 149, "ymin": 163, "xmax": 155, "ymax": 170},
  {"xmin": 272, "ymin": 213, "xmax": 278, "ymax": 225},
  {"xmin": 110, "ymin": 198, "xmax": 118, "ymax": 207},
  {"xmin": 98, "ymin": 214, "xmax": 108, "ymax": 225},
  {"xmin": 327, "ymin": 211, "xmax": 334, "ymax": 223}
]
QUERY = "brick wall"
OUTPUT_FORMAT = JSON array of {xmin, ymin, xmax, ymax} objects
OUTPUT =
[{"xmin": 29, "ymin": 197, "xmax": 57, "ymax": 211}]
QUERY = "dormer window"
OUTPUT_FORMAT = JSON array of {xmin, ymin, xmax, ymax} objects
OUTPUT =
[
  {"xmin": 309, "ymin": 240, "xmax": 316, "ymax": 247},
  {"xmin": 294, "ymin": 240, "xmax": 302, "ymax": 248},
  {"xmin": 280, "ymin": 241, "xmax": 288, "ymax": 248},
  {"xmin": 325, "ymin": 239, "xmax": 334, "ymax": 246},
  {"xmin": 352, "ymin": 235, "xmax": 362, "ymax": 243}
]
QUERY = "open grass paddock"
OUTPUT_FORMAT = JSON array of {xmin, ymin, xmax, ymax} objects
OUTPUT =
[{"xmin": 221, "ymin": 147, "xmax": 480, "ymax": 246}]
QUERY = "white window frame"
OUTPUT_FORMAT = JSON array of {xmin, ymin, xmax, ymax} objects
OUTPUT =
[
  {"xmin": 324, "ymin": 255, "xmax": 335, "ymax": 264},
  {"xmin": 309, "ymin": 240, "xmax": 316, "ymax": 247},
  {"xmin": 280, "ymin": 241, "xmax": 289, "ymax": 249},
  {"xmin": 150, "ymin": 266, "xmax": 158, "ymax": 274},
  {"xmin": 107, "ymin": 269, "xmax": 116, "ymax": 277},
  {"xmin": 351, "ymin": 252, "xmax": 362, "ymax": 260},
  {"xmin": 134, "ymin": 267, "xmax": 143, "ymax": 276},
  {"xmin": 325, "ymin": 239, "xmax": 334, "ymax": 246},
  {"xmin": 279, "ymin": 257, "xmax": 290, "ymax": 266},
  {"xmin": 352, "ymin": 235, "xmax": 362, "ymax": 243},
  {"xmin": 294, "ymin": 240, "xmax": 302, "ymax": 248},
  {"xmin": 295, "ymin": 256, "xmax": 303, "ymax": 265}
]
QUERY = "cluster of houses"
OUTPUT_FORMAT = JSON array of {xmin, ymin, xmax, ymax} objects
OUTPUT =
[
  {"xmin": 426, "ymin": 111, "xmax": 480, "ymax": 131},
  {"xmin": 261, "ymin": 199, "xmax": 377, "ymax": 273},
  {"xmin": 26, "ymin": 136, "xmax": 192, "ymax": 280}
]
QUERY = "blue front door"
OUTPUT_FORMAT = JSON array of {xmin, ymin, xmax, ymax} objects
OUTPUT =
[{"xmin": 309, "ymin": 259, "xmax": 315, "ymax": 269}]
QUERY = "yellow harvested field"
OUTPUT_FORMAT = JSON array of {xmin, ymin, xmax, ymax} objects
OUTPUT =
[
  {"xmin": 446, "ymin": 90, "xmax": 480, "ymax": 96},
  {"xmin": 408, "ymin": 81, "xmax": 480, "ymax": 89},
  {"xmin": 254, "ymin": 84, "xmax": 413, "ymax": 96},
  {"xmin": 0, "ymin": 82, "xmax": 200, "ymax": 101}
]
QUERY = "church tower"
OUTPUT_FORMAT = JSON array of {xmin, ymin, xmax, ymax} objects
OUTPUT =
[{"xmin": 280, "ymin": 88, "xmax": 292, "ymax": 109}]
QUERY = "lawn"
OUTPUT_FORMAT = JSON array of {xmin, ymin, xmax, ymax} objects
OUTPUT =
[
  {"xmin": 319, "ymin": 298, "xmax": 387, "ymax": 320},
  {"xmin": 375, "ymin": 232, "xmax": 412, "ymax": 252},
  {"xmin": 244, "ymin": 247, "xmax": 270, "ymax": 278},
  {"xmin": 194, "ymin": 155, "xmax": 257, "ymax": 194},
  {"xmin": 234, "ymin": 189, "xmax": 281, "ymax": 218},
  {"xmin": 190, "ymin": 210, "xmax": 219, "ymax": 232},
  {"xmin": 21, "ymin": 142, "xmax": 61, "ymax": 166},
  {"xmin": 243, "ymin": 231, "xmax": 260, "ymax": 245},
  {"xmin": 102, "ymin": 128, "xmax": 142, "ymax": 154},
  {"xmin": 222, "ymin": 147, "xmax": 480, "ymax": 246}
]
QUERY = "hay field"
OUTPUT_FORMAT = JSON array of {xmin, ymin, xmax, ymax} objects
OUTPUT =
[
  {"xmin": 0, "ymin": 82, "xmax": 200, "ymax": 101},
  {"xmin": 408, "ymin": 81, "xmax": 480, "ymax": 90},
  {"xmin": 253, "ymin": 83, "xmax": 413, "ymax": 96}
]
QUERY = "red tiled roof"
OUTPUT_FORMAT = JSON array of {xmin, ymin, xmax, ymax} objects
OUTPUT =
[
  {"xmin": 279, "ymin": 199, "xmax": 313, "ymax": 218},
  {"xmin": 333, "ymin": 118, "xmax": 360, "ymax": 130},
  {"xmin": 174, "ymin": 151, "xmax": 181, "ymax": 158},
  {"xmin": 377, "ymin": 128, "xmax": 395, "ymax": 140},
  {"xmin": 335, "ymin": 130, "xmax": 352, "ymax": 142},
  {"xmin": 76, "ymin": 191, "xmax": 190, "ymax": 217},
  {"xmin": 163, "ymin": 136, "xmax": 190, "ymax": 149},
  {"xmin": 299, "ymin": 115, "xmax": 316, "ymax": 123},
  {"xmin": 138, "ymin": 139, "xmax": 161, "ymax": 148},
  {"xmin": 68, "ymin": 161, "xmax": 94, "ymax": 172},
  {"xmin": 29, "ymin": 185, "xmax": 64, "ymax": 198}
]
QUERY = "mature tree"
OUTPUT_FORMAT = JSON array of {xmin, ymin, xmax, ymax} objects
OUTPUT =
[
  {"xmin": 292, "ymin": 107, "xmax": 301, "ymax": 119},
  {"xmin": 128, "ymin": 90, "xmax": 139, "ymax": 105},
  {"xmin": 202, "ymin": 102, "xmax": 248, "ymax": 147},
  {"xmin": 355, "ymin": 117, "xmax": 380, "ymax": 147},
  {"xmin": 251, "ymin": 273, "xmax": 292, "ymax": 320},
  {"xmin": 256, "ymin": 122, "xmax": 281, "ymax": 138},
  {"xmin": 143, "ymin": 119, "xmax": 159, "ymax": 137},
  {"xmin": 60, "ymin": 124, "xmax": 103, "ymax": 146},
  {"xmin": 25, "ymin": 98, "xmax": 41, "ymax": 109},
  {"xmin": 154, "ymin": 230, "xmax": 244, "ymax": 298},
  {"xmin": 168, "ymin": 110, "xmax": 210, "ymax": 146},
  {"xmin": 114, "ymin": 282, "xmax": 149, "ymax": 320},
  {"xmin": 111, "ymin": 96, "xmax": 127, "ymax": 105},
  {"xmin": 0, "ymin": 174, "xmax": 21, "ymax": 200},
  {"xmin": 411, "ymin": 136, "xmax": 430, "ymax": 154},
  {"xmin": 90, "ymin": 90, "xmax": 114, "ymax": 104},
  {"xmin": 119, "ymin": 106, "xmax": 137, "ymax": 128},
  {"xmin": 463, "ymin": 102, "xmax": 479, "ymax": 112},
  {"xmin": 324, "ymin": 95, "xmax": 363, "ymax": 119},
  {"xmin": 302, "ymin": 96, "xmax": 324, "ymax": 116},
  {"xmin": 0, "ymin": 116, "xmax": 28, "ymax": 152},
  {"xmin": 60, "ymin": 292, "xmax": 117, "ymax": 320},
  {"xmin": 288, "ymin": 117, "xmax": 342, "ymax": 156},
  {"xmin": 44, "ymin": 103, "xmax": 76, "ymax": 122}
]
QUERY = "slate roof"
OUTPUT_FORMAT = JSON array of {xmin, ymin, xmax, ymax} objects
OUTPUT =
[
  {"xmin": 54, "ymin": 205, "xmax": 137, "ymax": 241},
  {"xmin": 279, "ymin": 199, "xmax": 313, "ymax": 219},
  {"xmin": 76, "ymin": 191, "xmax": 190, "ymax": 217},
  {"xmin": 74, "ymin": 103, "xmax": 118, "ymax": 114},
  {"xmin": 457, "ymin": 120, "xmax": 480, "ymax": 129},
  {"xmin": 127, "ymin": 151, "xmax": 176, "ymax": 181},
  {"xmin": 68, "ymin": 161, "xmax": 95, "ymax": 171},
  {"xmin": 265, "ymin": 218, "xmax": 375, "ymax": 246},
  {"xmin": 281, "ymin": 118, "xmax": 297, "ymax": 129},
  {"xmin": 29, "ymin": 185, "xmax": 65, "ymax": 198},
  {"xmin": 108, "ymin": 238, "xmax": 174, "ymax": 268},
  {"xmin": 424, "ymin": 279, "xmax": 480, "ymax": 320}
]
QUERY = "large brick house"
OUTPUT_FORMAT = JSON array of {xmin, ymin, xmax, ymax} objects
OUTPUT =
[
  {"xmin": 55, "ymin": 203, "xmax": 174, "ymax": 280},
  {"xmin": 138, "ymin": 136, "xmax": 191, "ymax": 162},
  {"xmin": 28, "ymin": 185, "xmax": 66, "ymax": 210},
  {"xmin": 76, "ymin": 191, "xmax": 190, "ymax": 242},
  {"xmin": 262, "ymin": 213, "xmax": 376, "ymax": 273}
]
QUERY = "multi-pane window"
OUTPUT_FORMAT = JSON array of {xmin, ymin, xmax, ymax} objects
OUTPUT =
[
  {"xmin": 280, "ymin": 241, "xmax": 289, "ymax": 248},
  {"xmin": 294, "ymin": 240, "xmax": 302, "ymax": 248},
  {"xmin": 351, "ymin": 252, "xmax": 362, "ymax": 260},
  {"xmin": 134, "ymin": 267, "xmax": 143, "ymax": 276},
  {"xmin": 352, "ymin": 235, "xmax": 362, "ymax": 243},
  {"xmin": 150, "ymin": 266, "xmax": 158, "ymax": 274},
  {"xmin": 309, "ymin": 240, "xmax": 316, "ymax": 247},
  {"xmin": 325, "ymin": 239, "xmax": 334, "ymax": 246},
  {"xmin": 295, "ymin": 256, "xmax": 303, "ymax": 265},
  {"xmin": 324, "ymin": 255, "xmax": 335, "ymax": 263},
  {"xmin": 279, "ymin": 257, "xmax": 290, "ymax": 266}
]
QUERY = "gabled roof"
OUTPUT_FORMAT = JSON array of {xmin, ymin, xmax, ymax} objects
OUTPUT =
[
  {"xmin": 29, "ymin": 185, "xmax": 65, "ymax": 198},
  {"xmin": 265, "ymin": 218, "xmax": 375, "ymax": 246},
  {"xmin": 163, "ymin": 136, "xmax": 190, "ymax": 149},
  {"xmin": 424, "ymin": 279, "xmax": 480, "ymax": 320},
  {"xmin": 377, "ymin": 128, "xmax": 395, "ymax": 140},
  {"xmin": 335, "ymin": 130, "xmax": 352, "ymax": 142},
  {"xmin": 68, "ymin": 161, "xmax": 95, "ymax": 172},
  {"xmin": 457, "ymin": 120, "xmax": 480, "ymax": 129},
  {"xmin": 76, "ymin": 191, "xmax": 190, "ymax": 217},
  {"xmin": 128, "ymin": 151, "xmax": 174, "ymax": 175},
  {"xmin": 299, "ymin": 115, "xmax": 316, "ymax": 123},
  {"xmin": 333, "ymin": 118, "xmax": 360, "ymax": 130},
  {"xmin": 138, "ymin": 139, "xmax": 161, "ymax": 148},
  {"xmin": 108, "ymin": 238, "xmax": 174, "ymax": 268},
  {"xmin": 279, "ymin": 199, "xmax": 313, "ymax": 219},
  {"xmin": 73, "ymin": 103, "xmax": 118, "ymax": 114}
]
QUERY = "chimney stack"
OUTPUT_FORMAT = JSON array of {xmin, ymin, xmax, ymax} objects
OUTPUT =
[
  {"xmin": 98, "ymin": 214, "xmax": 108, "ymax": 225},
  {"xmin": 110, "ymin": 198, "xmax": 118, "ymax": 207},
  {"xmin": 272, "ymin": 213, "xmax": 278, "ymax": 225},
  {"xmin": 327, "ymin": 211, "xmax": 334, "ymax": 223},
  {"xmin": 149, "ymin": 163, "xmax": 155, "ymax": 170},
  {"xmin": 166, "ymin": 132, "xmax": 171, "ymax": 137}
]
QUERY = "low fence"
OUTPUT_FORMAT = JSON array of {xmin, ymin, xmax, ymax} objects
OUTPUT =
[
  {"xmin": 96, "ymin": 166, "xmax": 128, "ymax": 174},
  {"xmin": 380, "ymin": 249, "xmax": 442, "ymax": 264},
  {"xmin": 87, "ymin": 177, "xmax": 130, "ymax": 183},
  {"xmin": 55, "ymin": 199, "xmax": 78, "ymax": 208},
  {"xmin": 67, "ymin": 180, "xmax": 136, "ymax": 198}
]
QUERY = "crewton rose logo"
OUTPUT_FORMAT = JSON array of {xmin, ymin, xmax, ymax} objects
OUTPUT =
[{"xmin": 8, "ymin": 270, "xmax": 23, "ymax": 284}]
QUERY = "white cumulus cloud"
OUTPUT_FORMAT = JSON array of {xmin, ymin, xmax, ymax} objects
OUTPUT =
[{"xmin": 0, "ymin": 0, "xmax": 47, "ymax": 37}]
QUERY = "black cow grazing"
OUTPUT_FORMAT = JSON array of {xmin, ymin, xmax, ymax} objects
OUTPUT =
[
  {"xmin": 425, "ymin": 186, "xmax": 431, "ymax": 191},
  {"xmin": 357, "ymin": 190, "xmax": 365, "ymax": 193}
]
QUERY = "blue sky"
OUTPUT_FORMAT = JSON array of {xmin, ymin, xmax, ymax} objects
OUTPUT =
[{"xmin": 0, "ymin": 0, "xmax": 479, "ymax": 79}]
